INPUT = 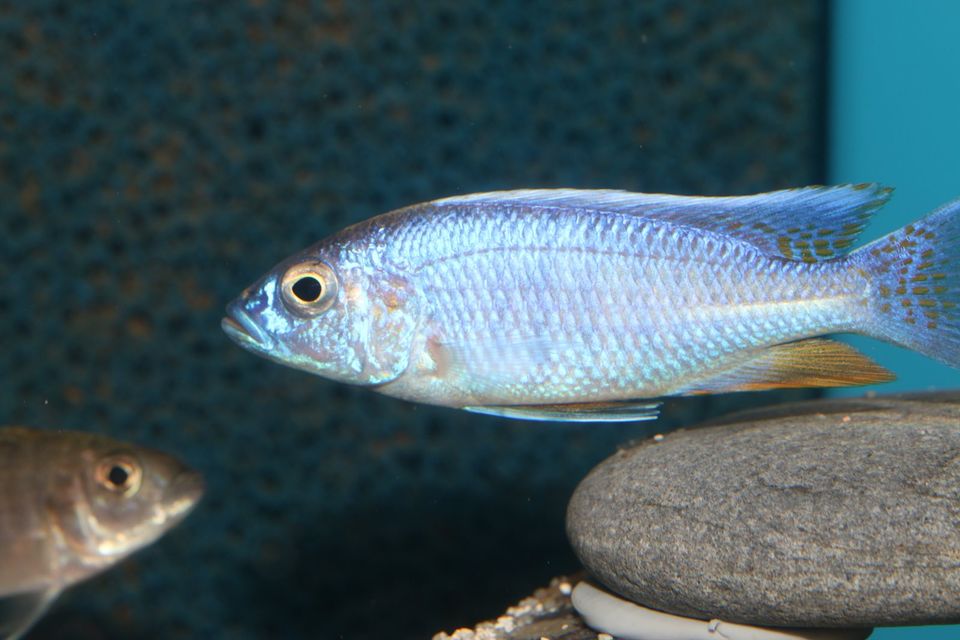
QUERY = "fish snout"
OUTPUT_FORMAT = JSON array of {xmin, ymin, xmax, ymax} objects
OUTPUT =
[
  {"xmin": 164, "ymin": 467, "xmax": 205, "ymax": 522},
  {"xmin": 222, "ymin": 297, "xmax": 274, "ymax": 351}
]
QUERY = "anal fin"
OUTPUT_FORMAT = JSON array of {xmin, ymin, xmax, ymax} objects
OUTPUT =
[
  {"xmin": 464, "ymin": 401, "xmax": 661, "ymax": 423},
  {"xmin": 684, "ymin": 338, "xmax": 895, "ymax": 395}
]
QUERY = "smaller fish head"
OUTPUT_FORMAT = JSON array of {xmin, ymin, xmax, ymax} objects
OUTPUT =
[
  {"xmin": 223, "ymin": 248, "xmax": 418, "ymax": 385},
  {"xmin": 56, "ymin": 439, "xmax": 204, "ymax": 571}
]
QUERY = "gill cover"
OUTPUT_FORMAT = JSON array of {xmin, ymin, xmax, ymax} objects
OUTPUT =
[{"xmin": 356, "ymin": 271, "xmax": 419, "ymax": 385}]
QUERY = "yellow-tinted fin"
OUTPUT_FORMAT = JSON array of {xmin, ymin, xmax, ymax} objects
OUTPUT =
[
  {"xmin": 464, "ymin": 401, "xmax": 661, "ymax": 423},
  {"xmin": 684, "ymin": 338, "xmax": 895, "ymax": 394}
]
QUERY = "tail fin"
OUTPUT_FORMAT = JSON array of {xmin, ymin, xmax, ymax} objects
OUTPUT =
[{"xmin": 858, "ymin": 197, "xmax": 960, "ymax": 367}]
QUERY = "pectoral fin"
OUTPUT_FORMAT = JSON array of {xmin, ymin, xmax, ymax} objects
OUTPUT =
[
  {"xmin": 465, "ymin": 401, "xmax": 661, "ymax": 423},
  {"xmin": 0, "ymin": 587, "xmax": 59, "ymax": 640},
  {"xmin": 684, "ymin": 338, "xmax": 894, "ymax": 395},
  {"xmin": 432, "ymin": 336, "xmax": 569, "ymax": 390}
]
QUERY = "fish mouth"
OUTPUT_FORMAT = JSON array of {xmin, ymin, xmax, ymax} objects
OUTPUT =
[
  {"xmin": 165, "ymin": 469, "xmax": 205, "ymax": 522},
  {"xmin": 222, "ymin": 302, "xmax": 272, "ymax": 351}
]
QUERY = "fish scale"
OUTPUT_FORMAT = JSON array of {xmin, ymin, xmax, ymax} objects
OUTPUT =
[
  {"xmin": 224, "ymin": 186, "xmax": 960, "ymax": 421},
  {"xmin": 0, "ymin": 434, "xmax": 55, "ymax": 594},
  {"xmin": 381, "ymin": 204, "xmax": 865, "ymax": 403}
]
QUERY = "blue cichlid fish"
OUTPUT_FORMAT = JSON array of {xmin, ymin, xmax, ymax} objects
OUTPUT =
[{"xmin": 223, "ymin": 185, "xmax": 960, "ymax": 422}]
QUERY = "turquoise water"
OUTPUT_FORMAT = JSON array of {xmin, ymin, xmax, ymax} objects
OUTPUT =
[
  {"xmin": 831, "ymin": 2, "xmax": 960, "ymax": 638},
  {"xmin": 830, "ymin": 0, "xmax": 960, "ymax": 398},
  {"xmin": 871, "ymin": 629, "xmax": 959, "ymax": 640}
]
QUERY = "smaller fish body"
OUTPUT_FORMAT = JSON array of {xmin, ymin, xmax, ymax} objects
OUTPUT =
[
  {"xmin": 223, "ymin": 185, "xmax": 960, "ymax": 422},
  {"xmin": 0, "ymin": 427, "xmax": 203, "ymax": 639}
]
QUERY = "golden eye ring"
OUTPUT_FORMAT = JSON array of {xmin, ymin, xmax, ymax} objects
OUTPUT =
[
  {"xmin": 95, "ymin": 456, "xmax": 143, "ymax": 496},
  {"xmin": 280, "ymin": 260, "xmax": 338, "ymax": 315}
]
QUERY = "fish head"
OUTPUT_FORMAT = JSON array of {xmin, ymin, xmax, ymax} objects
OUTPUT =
[
  {"xmin": 51, "ymin": 434, "xmax": 204, "ymax": 572},
  {"xmin": 222, "ymin": 243, "xmax": 419, "ymax": 386}
]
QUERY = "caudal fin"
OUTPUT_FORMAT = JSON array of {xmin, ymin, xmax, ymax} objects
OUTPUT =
[{"xmin": 858, "ymin": 197, "xmax": 960, "ymax": 367}]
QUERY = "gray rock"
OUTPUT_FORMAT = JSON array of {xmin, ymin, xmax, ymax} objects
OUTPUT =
[{"xmin": 566, "ymin": 392, "xmax": 960, "ymax": 628}]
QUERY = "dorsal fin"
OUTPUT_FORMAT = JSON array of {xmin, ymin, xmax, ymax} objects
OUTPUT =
[{"xmin": 435, "ymin": 184, "xmax": 893, "ymax": 262}]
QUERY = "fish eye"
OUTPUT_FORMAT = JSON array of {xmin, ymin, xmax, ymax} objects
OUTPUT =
[
  {"xmin": 280, "ymin": 261, "xmax": 338, "ymax": 314},
  {"xmin": 292, "ymin": 276, "xmax": 323, "ymax": 302},
  {"xmin": 95, "ymin": 456, "xmax": 142, "ymax": 496}
]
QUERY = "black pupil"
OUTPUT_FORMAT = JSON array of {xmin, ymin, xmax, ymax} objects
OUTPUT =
[
  {"xmin": 108, "ymin": 465, "xmax": 129, "ymax": 487},
  {"xmin": 292, "ymin": 276, "xmax": 323, "ymax": 302}
]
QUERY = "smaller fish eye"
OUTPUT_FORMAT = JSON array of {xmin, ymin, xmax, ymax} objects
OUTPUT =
[
  {"xmin": 108, "ymin": 465, "xmax": 129, "ymax": 486},
  {"xmin": 96, "ymin": 457, "xmax": 142, "ymax": 496},
  {"xmin": 280, "ymin": 261, "xmax": 338, "ymax": 315}
]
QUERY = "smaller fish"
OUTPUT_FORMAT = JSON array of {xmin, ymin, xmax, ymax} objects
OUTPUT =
[{"xmin": 0, "ymin": 427, "xmax": 203, "ymax": 639}]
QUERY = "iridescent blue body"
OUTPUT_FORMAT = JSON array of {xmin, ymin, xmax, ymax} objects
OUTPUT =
[
  {"xmin": 224, "ymin": 186, "xmax": 960, "ymax": 421},
  {"xmin": 369, "ymin": 201, "xmax": 867, "ymax": 404}
]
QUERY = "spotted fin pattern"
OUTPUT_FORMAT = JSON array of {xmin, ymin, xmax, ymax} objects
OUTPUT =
[
  {"xmin": 861, "ymin": 197, "xmax": 960, "ymax": 368},
  {"xmin": 436, "ymin": 184, "xmax": 893, "ymax": 262}
]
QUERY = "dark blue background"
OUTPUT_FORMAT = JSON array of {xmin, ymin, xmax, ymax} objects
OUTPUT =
[{"xmin": 0, "ymin": 2, "xmax": 824, "ymax": 638}]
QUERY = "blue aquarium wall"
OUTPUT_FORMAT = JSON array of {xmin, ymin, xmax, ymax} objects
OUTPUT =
[
  {"xmin": 830, "ymin": 0, "xmax": 960, "ymax": 398},
  {"xmin": 830, "ymin": 2, "xmax": 960, "ymax": 639},
  {"xmin": 1, "ymin": 1, "xmax": 923, "ymax": 638}
]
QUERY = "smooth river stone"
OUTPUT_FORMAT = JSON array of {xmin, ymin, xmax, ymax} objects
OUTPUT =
[{"xmin": 566, "ymin": 392, "xmax": 960, "ymax": 628}]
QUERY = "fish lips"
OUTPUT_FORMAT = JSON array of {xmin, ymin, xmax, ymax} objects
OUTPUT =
[
  {"xmin": 165, "ymin": 468, "xmax": 205, "ymax": 523},
  {"xmin": 221, "ymin": 300, "xmax": 274, "ymax": 352}
]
